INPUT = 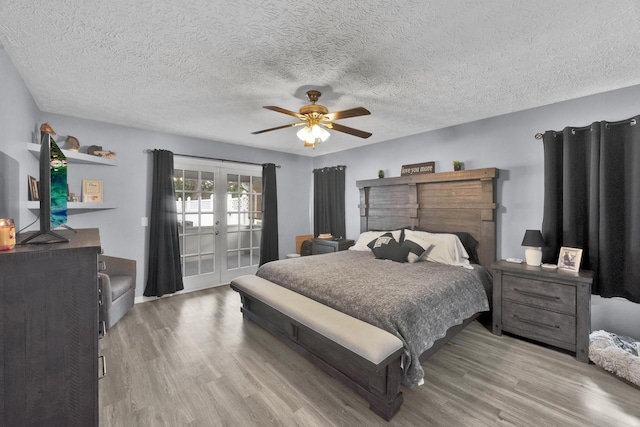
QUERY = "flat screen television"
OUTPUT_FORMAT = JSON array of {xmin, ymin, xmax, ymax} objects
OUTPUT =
[{"xmin": 22, "ymin": 132, "xmax": 70, "ymax": 244}]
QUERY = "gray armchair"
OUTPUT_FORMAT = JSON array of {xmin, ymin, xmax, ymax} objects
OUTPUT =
[{"xmin": 98, "ymin": 255, "xmax": 136, "ymax": 331}]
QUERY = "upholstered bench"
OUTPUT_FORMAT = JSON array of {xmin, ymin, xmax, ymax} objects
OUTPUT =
[{"xmin": 230, "ymin": 275, "xmax": 405, "ymax": 420}]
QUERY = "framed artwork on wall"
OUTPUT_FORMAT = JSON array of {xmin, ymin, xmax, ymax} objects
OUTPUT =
[
  {"xmin": 82, "ymin": 179, "xmax": 103, "ymax": 203},
  {"xmin": 557, "ymin": 246, "xmax": 583, "ymax": 272},
  {"xmin": 28, "ymin": 175, "xmax": 39, "ymax": 201}
]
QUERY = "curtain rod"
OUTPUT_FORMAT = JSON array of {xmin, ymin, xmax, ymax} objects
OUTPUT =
[
  {"xmin": 143, "ymin": 149, "xmax": 280, "ymax": 168},
  {"xmin": 535, "ymin": 117, "xmax": 637, "ymax": 140}
]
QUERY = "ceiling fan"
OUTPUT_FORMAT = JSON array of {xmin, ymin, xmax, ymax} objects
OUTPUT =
[{"xmin": 251, "ymin": 90, "xmax": 372, "ymax": 149}]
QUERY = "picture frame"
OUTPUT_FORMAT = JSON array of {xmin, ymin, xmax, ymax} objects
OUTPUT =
[
  {"xmin": 82, "ymin": 179, "xmax": 103, "ymax": 203},
  {"xmin": 557, "ymin": 246, "xmax": 583, "ymax": 272},
  {"xmin": 28, "ymin": 175, "xmax": 39, "ymax": 201}
]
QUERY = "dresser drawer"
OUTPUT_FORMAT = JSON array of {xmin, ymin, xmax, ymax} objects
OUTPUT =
[
  {"xmin": 503, "ymin": 275, "xmax": 576, "ymax": 314},
  {"xmin": 503, "ymin": 302, "xmax": 576, "ymax": 348}
]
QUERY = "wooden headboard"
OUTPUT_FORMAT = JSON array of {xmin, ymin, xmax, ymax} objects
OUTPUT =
[{"xmin": 356, "ymin": 168, "xmax": 498, "ymax": 269}]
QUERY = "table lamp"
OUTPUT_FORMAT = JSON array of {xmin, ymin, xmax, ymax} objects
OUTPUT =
[{"xmin": 521, "ymin": 229, "xmax": 545, "ymax": 266}]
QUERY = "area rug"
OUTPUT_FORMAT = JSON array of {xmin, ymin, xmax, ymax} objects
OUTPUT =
[{"xmin": 589, "ymin": 330, "xmax": 640, "ymax": 387}]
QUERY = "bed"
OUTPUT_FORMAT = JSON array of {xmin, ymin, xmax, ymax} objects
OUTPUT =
[{"xmin": 232, "ymin": 167, "xmax": 498, "ymax": 419}]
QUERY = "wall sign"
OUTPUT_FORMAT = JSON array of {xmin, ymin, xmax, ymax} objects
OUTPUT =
[{"xmin": 401, "ymin": 161, "xmax": 435, "ymax": 176}]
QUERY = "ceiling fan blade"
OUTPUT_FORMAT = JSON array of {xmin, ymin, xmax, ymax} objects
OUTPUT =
[
  {"xmin": 322, "ymin": 122, "xmax": 372, "ymax": 139},
  {"xmin": 251, "ymin": 122, "xmax": 304, "ymax": 135},
  {"xmin": 263, "ymin": 106, "xmax": 305, "ymax": 119},
  {"xmin": 324, "ymin": 107, "xmax": 371, "ymax": 121}
]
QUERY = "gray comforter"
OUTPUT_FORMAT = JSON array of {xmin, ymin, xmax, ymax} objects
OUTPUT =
[{"xmin": 256, "ymin": 250, "xmax": 490, "ymax": 387}]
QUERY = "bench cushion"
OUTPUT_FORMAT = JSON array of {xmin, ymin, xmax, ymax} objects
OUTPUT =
[{"xmin": 231, "ymin": 275, "xmax": 403, "ymax": 365}]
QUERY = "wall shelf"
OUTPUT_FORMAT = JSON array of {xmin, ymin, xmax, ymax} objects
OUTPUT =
[
  {"xmin": 27, "ymin": 142, "xmax": 118, "ymax": 166},
  {"xmin": 27, "ymin": 201, "xmax": 116, "ymax": 212}
]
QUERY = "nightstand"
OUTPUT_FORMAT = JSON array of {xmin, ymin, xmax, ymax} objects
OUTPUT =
[
  {"xmin": 491, "ymin": 260, "xmax": 593, "ymax": 363},
  {"xmin": 311, "ymin": 238, "xmax": 355, "ymax": 255}
]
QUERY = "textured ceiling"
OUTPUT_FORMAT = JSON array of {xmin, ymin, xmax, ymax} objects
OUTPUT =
[{"xmin": 1, "ymin": 1, "xmax": 639, "ymax": 156}]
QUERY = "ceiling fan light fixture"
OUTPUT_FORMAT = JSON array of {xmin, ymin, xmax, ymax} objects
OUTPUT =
[{"xmin": 297, "ymin": 124, "xmax": 330, "ymax": 147}]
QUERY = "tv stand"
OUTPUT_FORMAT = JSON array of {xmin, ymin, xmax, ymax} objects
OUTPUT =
[
  {"xmin": 20, "ymin": 223, "xmax": 77, "ymax": 245},
  {"xmin": 20, "ymin": 228, "xmax": 70, "ymax": 244}
]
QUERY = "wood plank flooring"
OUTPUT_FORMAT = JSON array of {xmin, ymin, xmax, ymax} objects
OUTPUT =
[{"xmin": 99, "ymin": 285, "xmax": 640, "ymax": 426}]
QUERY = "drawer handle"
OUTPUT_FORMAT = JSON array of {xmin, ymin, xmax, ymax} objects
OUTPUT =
[
  {"xmin": 513, "ymin": 288, "xmax": 561, "ymax": 301},
  {"xmin": 513, "ymin": 314, "xmax": 559, "ymax": 329}
]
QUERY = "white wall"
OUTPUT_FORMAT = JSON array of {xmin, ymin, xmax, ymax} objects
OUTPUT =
[{"xmin": 313, "ymin": 85, "xmax": 640, "ymax": 338}]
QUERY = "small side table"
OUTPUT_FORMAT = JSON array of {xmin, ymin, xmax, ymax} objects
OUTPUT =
[
  {"xmin": 492, "ymin": 260, "xmax": 593, "ymax": 363},
  {"xmin": 311, "ymin": 238, "xmax": 355, "ymax": 255}
]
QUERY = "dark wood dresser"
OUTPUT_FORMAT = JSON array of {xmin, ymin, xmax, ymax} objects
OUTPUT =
[
  {"xmin": 0, "ymin": 228, "xmax": 102, "ymax": 426},
  {"xmin": 311, "ymin": 238, "xmax": 355, "ymax": 254},
  {"xmin": 492, "ymin": 260, "xmax": 592, "ymax": 363}
]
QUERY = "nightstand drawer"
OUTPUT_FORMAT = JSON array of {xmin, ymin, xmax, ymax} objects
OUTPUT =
[
  {"xmin": 503, "ymin": 275, "xmax": 576, "ymax": 314},
  {"xmin": 503, "ymin": 303, "xmax": 576, "ymax": 347}
]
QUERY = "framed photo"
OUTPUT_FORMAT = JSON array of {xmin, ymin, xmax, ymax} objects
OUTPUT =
[
  {"xmin": 28, "ymin": 175, "xmax": 39, "ymax": 201},
  {"xmin": 557, "ymin": 247, "xmax": 583, "ymax": 272},
  {"xmin": 82, "ymin": 179, "xmax": 103, "ymax": 203}
]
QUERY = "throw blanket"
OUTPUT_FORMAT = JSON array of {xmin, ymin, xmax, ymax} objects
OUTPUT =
[{"xmin": 257, "ymin": 250, "xmax": 490, "ymax": 386}]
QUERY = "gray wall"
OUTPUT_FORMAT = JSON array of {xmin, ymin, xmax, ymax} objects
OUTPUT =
[
  {"xmin": 0, "ymin": 46, "xmax": 40, "ymax": 226},
  {"xmin": 0, "ymin": 48, "xmax": 313, "ymax": 299},
  {"xmin": 313, "ymin": 85, "xmax": 640, "ymax": 338},
  {"xmin": 2, "ymin": 45, "xmax": 637, "ymax": 337}
]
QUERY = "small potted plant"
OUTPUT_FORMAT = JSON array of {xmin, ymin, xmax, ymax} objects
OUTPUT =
[
  {"xmin": 453, "ymin": 161, "xmax": 463, "ymax": 171},
  {"xmin": 378, "ymin": 169, "xmax": 385, "ymax": 178}
]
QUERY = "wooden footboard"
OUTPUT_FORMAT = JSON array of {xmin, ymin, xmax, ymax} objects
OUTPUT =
[{"xmin": 231, "ymin": 276, "xmax": 405, "ymax": 420}]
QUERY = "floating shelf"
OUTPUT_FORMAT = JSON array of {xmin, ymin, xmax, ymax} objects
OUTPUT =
[
  {"xmin": 27, "ymin": 201, "xmax": 116, "ymax": 212},
  {"xmin": 27, "ymin": 142, "xmax": 118, "ymax": 166}
]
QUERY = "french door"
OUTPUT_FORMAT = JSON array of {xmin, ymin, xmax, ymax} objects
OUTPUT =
[{"xmin": 173, "ymin": 157, "xmax": 262, "ymax": 290}]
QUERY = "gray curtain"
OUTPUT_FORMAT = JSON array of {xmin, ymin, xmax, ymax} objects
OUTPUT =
[
  {"xmin": 541, "ymin": 115, "xmax": 640, "ymax": 303},
  {"xmin": 313, "ymin": 165, "xmax": 346, "ymax": 239},
  {"xmin": 144, "ymin": 149, "xmax": 184, "ymax": 297},
  {"xmin": 259, "ymin": 163, "xmax": 278, "ymax": 266}
]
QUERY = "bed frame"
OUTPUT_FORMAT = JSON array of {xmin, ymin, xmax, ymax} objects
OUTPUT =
[{"xmin": 234, "ymin": 168, "xmax": 498, "ymax": 419}]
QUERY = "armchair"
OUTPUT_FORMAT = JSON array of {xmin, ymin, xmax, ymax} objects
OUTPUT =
[{"xmin": 98, "ymin": 255, "xmax": 136, "ymax": 331}]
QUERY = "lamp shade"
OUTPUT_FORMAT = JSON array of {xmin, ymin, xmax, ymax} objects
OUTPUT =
[{"xmin": 521, "ymin": 229, "xmax": 545, "ymax": 247}]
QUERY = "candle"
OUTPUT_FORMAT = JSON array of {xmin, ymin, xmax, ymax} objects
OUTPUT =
[{"xmin": 0, "ymin": 219, "xmax": 16, "ymax": 251}]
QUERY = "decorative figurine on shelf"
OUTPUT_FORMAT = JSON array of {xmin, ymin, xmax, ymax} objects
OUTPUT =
[
  {"xmin": 87, "ymin": 145, "xmax": 117, "ymax": 159},
  {"xmin": 63, "ymin": 135, "xmax": 80, "ymax": 151},
  {"xmin": 40, "ymin": 122, "xmax": 56, "ymax": 136}
]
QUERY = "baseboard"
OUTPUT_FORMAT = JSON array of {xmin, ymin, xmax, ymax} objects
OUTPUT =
[{"xmin": 134, "ymin": 281, "xmax": 229, "ymax": 304}]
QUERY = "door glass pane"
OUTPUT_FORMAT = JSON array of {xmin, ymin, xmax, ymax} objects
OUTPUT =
[
  {"xmin": 200, "ymin": 233, "xmax": 214, "ymax": 254},
  {"xmin": 240, "ymin": 250, "xmax": 251, "ymax": 267},
  {"xmin": 200, "ymin": 254, "xmax": 214, "ymax": 274},
  {"xmin": 184, "ymin": 255, "xmax": 199, "ymax": 277},
  {"xmin": 227, "ymin": 251, "xmax": 239, "ymax": 269},
  {"xmin": 227, "ymin": 232, "xmax": 238, "ymax": 250},
  {"xmin": 175, "ymin": 166, "xmax": 216, "ymax": 278}
]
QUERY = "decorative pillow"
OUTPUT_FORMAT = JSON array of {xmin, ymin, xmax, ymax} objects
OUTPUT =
[
  {"xmin": 370, "ymin": 234, "xmax": 410, "ymax": 262},
  {"xmin": 404, "ymin": 229, "xmax": 472, "ymax": 268},
  {"xmin": 349, "ymin": 230, "xmax": 403, "ymax": 251},
  {"xmin": 401, "ymin": 234, "xmax": 433, "ymax": 263},
  {"xmin": 414, "ymin": 228, "xmax": 480, "ymax": 264}
]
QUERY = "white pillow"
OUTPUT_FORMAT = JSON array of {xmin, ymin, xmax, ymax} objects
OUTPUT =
[
  {"xmin": 401, "ymin": 234, "xmax": 433, "ymax": 263},
  {"xmin": 403, "ymin": 229, "xmax": 472, "ymax": 268},
  {"xmin": 349, "ymin": 230, "xmax": 403, "ymax": 251}
]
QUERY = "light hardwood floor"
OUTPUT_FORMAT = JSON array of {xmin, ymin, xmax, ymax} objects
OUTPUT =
[{"xmin": 99, "ymin": 285, "xmax": 640, "ymax": 426}]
